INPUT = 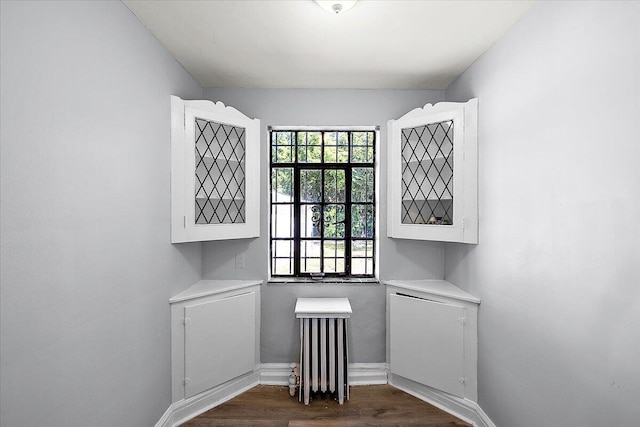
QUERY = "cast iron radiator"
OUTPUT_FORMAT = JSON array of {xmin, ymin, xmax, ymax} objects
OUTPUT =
[{"xmin": 295, "ymin": 298, "xmax": 352, "ymax": 405}]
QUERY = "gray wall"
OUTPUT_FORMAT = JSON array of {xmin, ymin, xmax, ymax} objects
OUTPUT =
[
  {"xmin": 201, "ymin": 88, "xmax": 446, "ymax": 363},
  {"xmin": 445, "ymin": 1, "xmax": 640, "ymax": 426},
  {"xmin": 0, "ymin": 2, "xmax": 203, "ymax": 426}
]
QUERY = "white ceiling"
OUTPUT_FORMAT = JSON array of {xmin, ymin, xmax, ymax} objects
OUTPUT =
[{"xmin": 123, "ymin": 0, "xmax": 533, "ymax": 90}]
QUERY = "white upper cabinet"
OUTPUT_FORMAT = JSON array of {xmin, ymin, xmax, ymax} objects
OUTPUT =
[
  {"xmin": 171, "ymin": 96, "xmax": 260, "ymax": 243},
  {"xmin": 387, "ymin": 99, "xmax": 478, "ymax": 244}
]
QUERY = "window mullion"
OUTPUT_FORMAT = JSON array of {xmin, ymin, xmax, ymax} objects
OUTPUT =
[
  {"xmin": 319, "ymin": 144, "xmax": 325, "ymax": 274},
  {"xmin": 293, "ymin": 164, "xmax": 301, "ymax": 277},
  {"xmin": 345, "ymin": 166, "xmax": 352, "ymax": 276}
]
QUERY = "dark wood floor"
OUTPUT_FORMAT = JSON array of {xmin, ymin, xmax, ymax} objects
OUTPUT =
[{"xmin": 181, "ymin": 385, "xmax": 471, "ymax": 427}]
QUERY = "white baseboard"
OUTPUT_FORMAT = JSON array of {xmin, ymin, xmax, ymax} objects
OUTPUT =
[
  {"xmin": 156, "ymin": 371, "xmax": 260, "ymax": 427},
  {"xmin": 259, "ymin": 362, "xmax": 388, "ymax": 386},
  {"xmin": 156, "ymin": 366, "xmax": 495, "ymax": 427},
  {"xmin": 389, "ymin": 373, "xmax": 495, "ymax": 427},
  {"xmin": 155, "ymin": 405, "xmax": 172, "ymax": 427},
  {"xmin": 348, "ymin": 363, "xmax": 388, "ymax": 385},
  {"xmin": 258, "ymin": 363, "xmax": 292, "ymax": 385}
]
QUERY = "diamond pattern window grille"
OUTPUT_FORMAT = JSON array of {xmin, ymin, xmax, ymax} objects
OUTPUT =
[
  {"xmin": 401, "ymin": 120, "xmax": 454, "ymax": 225},
  {"xmin": 194, "ymin": 118, "xmax": 246, "ymax": 224}
]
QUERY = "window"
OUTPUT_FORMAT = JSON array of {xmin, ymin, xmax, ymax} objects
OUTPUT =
[{"xmin": 270, "ymin": 128, "xmax": 376, "ymax": 278}]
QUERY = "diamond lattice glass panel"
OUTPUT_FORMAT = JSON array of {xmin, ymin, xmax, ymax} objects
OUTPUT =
[
  {"xmin": 194, "ymin": 118, "xmax": 246, "ymax": 224},
  {"xmin": 401, "ymin": 120, "xmax": 454, "ymax": 225}
]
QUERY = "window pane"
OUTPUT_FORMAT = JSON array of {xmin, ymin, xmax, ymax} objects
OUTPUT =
[
  {"xmin": 271, "ymin": 131, "xmax": 294, "ymax": 163},
  {"xmin": 274, "ymin": 240, "xmax": 293, "ymax": 257},
  {"xmin": 300, "ymin": 205, "xmax": 322, "ymax": 238},
  {"xmin": 352, "ymin": 167, "xmax": 373, "ymax": 202},
  {"xmin": 323, "ymin": 240, "xmax": 345, "ymax": 273},
  {"xmin": 300, "ymin": 169, "xmax": 322, "ymax": 202},
  {"xmin": 351, "ymin": 240, "xmax": 373, "ymax": 257},
  {"xmin": 272, "ymin": 204, "xmax": 293, "ymax": 238},
  {"xmin": 271, "ymin": 168, "xmax": 293, "ymax": 202},
  {"xmin": 351, "ymin": 240, "xmax": 373, "ymax": 275},
  {"xmin": 351, "ymin": 204, "xmax": 374, "ymax": 238},
  {"xmin": 273, "ymin": 258, "xmax": 293, "ymax": 275},
  {"xmin": 323, "ymin": 204, "xmax": 345, "ymax": 238},
  {"xmin": 351, "ymin": 131, "xmax": 374, "ymax": 164},
  {"xmin": 323, "ymin": 132, "xmax": 349, "ymax": 163},
  {"xmin": 301, "ymin": 240, "xmax": 321, "ymax": 273},
  {"xmin": 352, "ymin": 147, "xmax": 374, "ymax": 163},
  {"xmin": 323, "ymin": 132, "xmax": 337, "ymax": 163},
  {"xmin": 324, "ymin": 169, "xmax": 345, "ymax": 203},
  {"xmin": 350, "ymin": 257, "xmax": 373, "ymax": 275},
  {"xmin": 352, "ymin": 131, "xmax": 373, "ymax": 146},
  {"xmin": 297, "ymin": 132, "xmax": 322, "ymax": 163},
  {"xmin": 272, "ymin": 239, "xmax": 293, "ymax": 276},
  {"xmin": 323, "ymin": 257, "xmax": 346, "ymax": 273}
]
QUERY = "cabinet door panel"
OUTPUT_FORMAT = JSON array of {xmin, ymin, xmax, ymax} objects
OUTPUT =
[
  {"xmin": 184, "ymin": 292, "xmax": 256, "ymax": 398},
  {"xmin": 387, "ymin": 99, "xmax": 477, "ymax": 243},
  {"xmin": 171, "ymin": 96, "xmax": 260, "ymax": 242},
  {"xmin": 390, "ymin": 294, "xmax": 465, "ymax": 397}
]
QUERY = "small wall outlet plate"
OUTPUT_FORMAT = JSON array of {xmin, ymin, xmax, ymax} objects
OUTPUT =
[{"xmin": 235, "ymin": 253, "xmax": 245, "ymax": 269}]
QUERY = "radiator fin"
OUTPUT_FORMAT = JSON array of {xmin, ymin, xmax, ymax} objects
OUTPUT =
[{"xmin": 299, "ymin": 317, "xmax": 349, "ymax": 404}]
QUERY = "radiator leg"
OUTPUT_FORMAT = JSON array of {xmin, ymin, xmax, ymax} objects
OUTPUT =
[
  {"xmin": 329, "ymin": 319, "xmax": 336, "ymax": 393},
  {"xmin": 337, "ymin": 319, "xmax": 345, "ymax": 404},
  {"xmin": 298, "ymin": 318, "xmax": 304, "ymax": 403},
  {"xmin": 303, "ymin": 318, "xmax": 310, "ymax": 405},
  {"xmin": 345, "ymin": 318, "xmax": 349, "ymax": 401},
  {"xmin": 312, "ymin": 318, "xmax": 318, "ymax": 392}
]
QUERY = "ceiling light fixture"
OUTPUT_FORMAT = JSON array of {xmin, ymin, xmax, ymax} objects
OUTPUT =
[{"xmin": 314, "ymin": 0, "xmax": 358, "ymax": 15}]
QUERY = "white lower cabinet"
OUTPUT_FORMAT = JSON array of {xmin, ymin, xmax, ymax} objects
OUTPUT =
[
  {"xmin": 385, "ymin": 280, "xmax": 480, "ymax": 401},
  {"xmin": 170, "ymin": 280, "xmax": 261, "ymax": 403}
]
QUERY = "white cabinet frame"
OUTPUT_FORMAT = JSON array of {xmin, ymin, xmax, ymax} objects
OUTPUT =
[
  {"xmin": 171, "ymin": 96, "xmax": 260, "ymax": 243},
  {"xmin": 169, "ymin": 280, "xmax": 262, "ymax": 404},
  {"xmin": 385, "ymin": 280, "xmax": 480, "ymax": 402},
  {"xmin": 387, "ymin": 99, "xmax": 478, "ymax": 243}
]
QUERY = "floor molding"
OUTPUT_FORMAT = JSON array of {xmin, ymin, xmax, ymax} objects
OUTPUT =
[
  {"xmin": 259, "ymin": 363, "xmax": 292, "ymax": 385},
  {"xmin": 157, "ymin": 365, "xmax": 495, "ymax": 427},
  {"xmin": 348, "ymin": 362, "xmax": 389, "ymax": 385},
  {"xmin": 389, "ymin": 373, "xmax": 495, "ymax": 427},
  {"xmin": 259, "ymin": 362, "xmax": 388, "ymax": 386},
  {"xmin": 156, "ymin": 371, "xmax": 260, "ymax": 427}
]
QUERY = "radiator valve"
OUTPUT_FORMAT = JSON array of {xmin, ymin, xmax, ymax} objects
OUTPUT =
[{"xmin": 289, "ymin": 362, "xmax": 299, "ymax": 397}]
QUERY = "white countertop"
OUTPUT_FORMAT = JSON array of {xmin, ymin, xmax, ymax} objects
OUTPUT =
[
  {"xmin": 384, "ymin": 279, "xmax": 480, "ymax": 304},
  {"xmin": 295, "ymin": 297, "xmax": 352, "ymax": 318},
  {"xmin": 169, "ymin": 279, "xmax": 263, "ymax": 304}
]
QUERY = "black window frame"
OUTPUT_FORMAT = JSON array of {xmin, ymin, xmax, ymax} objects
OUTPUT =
[{"xmin": 270, "ymin": 128, "xmax": 376, "ymax": 279}]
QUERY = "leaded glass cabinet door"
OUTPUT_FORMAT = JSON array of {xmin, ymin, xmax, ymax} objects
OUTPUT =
[
  {"xmin": 387, "ymin": 99, "xmax": 478, "ymax": 243},
  {"xmin": 171, "ymin": 96, "xmax": 260, "ymax": 242}
]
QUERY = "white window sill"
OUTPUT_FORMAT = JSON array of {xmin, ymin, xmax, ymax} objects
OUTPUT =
[{"xmin": 268, "ymin": 277, "xmax": 379, "ymax": 285}]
